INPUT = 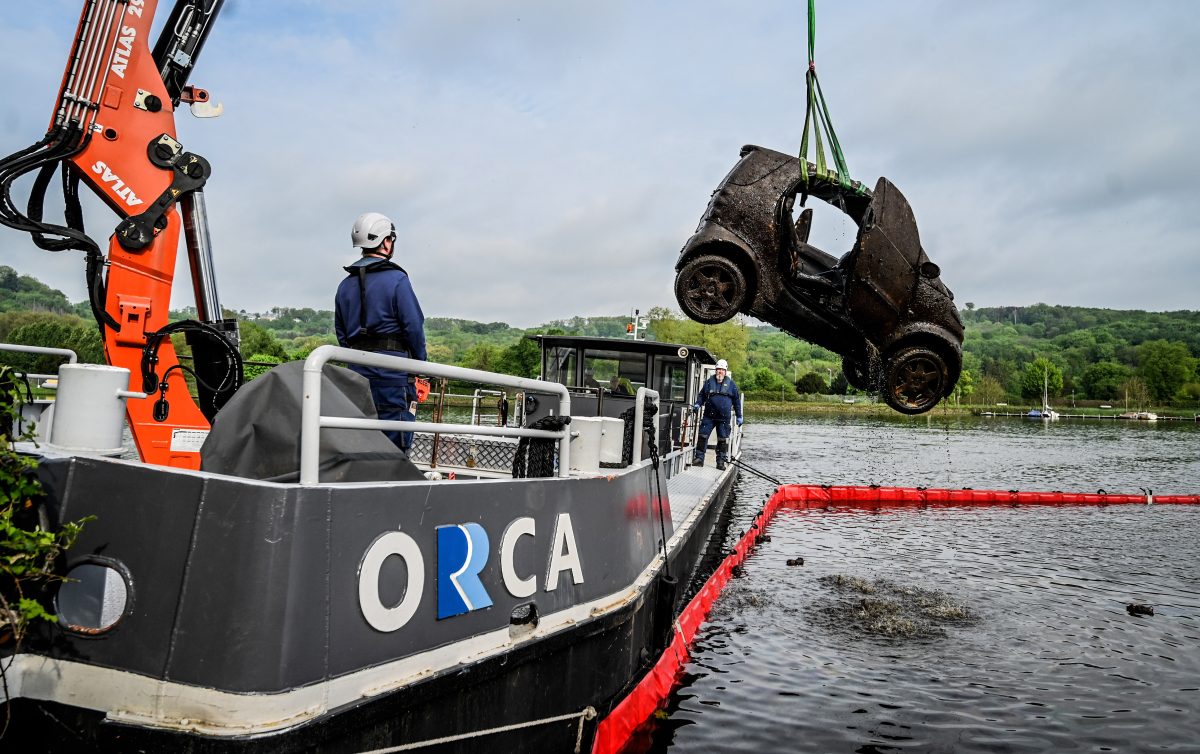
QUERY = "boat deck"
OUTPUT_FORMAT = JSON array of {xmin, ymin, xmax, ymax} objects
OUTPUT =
[{"xmin": 667, "ymin": 455, "xmax": 731, "ymax": 526}]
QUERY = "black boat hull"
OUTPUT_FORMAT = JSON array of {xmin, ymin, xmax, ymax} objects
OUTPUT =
[{"xmin": 4, "ymin": 453, "xmax": 738, "ymax": 753}]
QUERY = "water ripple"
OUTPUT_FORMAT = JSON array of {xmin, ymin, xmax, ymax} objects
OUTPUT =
[{"xmin": 644, "ymin": 417, "xmax": 1200, "ymax": 753}]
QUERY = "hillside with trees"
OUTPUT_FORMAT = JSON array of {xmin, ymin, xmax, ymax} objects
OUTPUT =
[
  {"xmin": 960, "ymin": 304, "xmax": 1199, "ymax": 407},
  {"xmin": 1, "ymin": 266, "xmax": 1197, "ymax": 408}
]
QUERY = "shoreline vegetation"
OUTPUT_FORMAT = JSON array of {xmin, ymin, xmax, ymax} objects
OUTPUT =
[
  {"xmin": 1, "ymin": 265, "xmax": 1197, "ymax": 414},
  {"xmin": 742, "ymin": 398, "xmax": 1196, "ymax": 420}
]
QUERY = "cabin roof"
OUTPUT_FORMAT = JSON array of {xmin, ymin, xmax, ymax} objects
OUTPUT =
[{"xmin": 530, "ymin": 335, "xmax": 717, "ymax": 363}]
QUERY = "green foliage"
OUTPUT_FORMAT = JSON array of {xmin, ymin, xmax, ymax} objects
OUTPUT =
[
  {"xmin": 537, "ymin": 315, "xmax": 628, "ymax": 339},
  {"xmin": 952, "ymin": 367, "xmax": 975, "ymax": 402},
  {"xmin": 3, "ymin": 267, "xmax": 1199, "ymax": 408},
  {"xmin": 796, "ymin": 372, "xmax": 828, "ymax": 394},
  {"xmin": 0, "ymin": 367, "xmax": 89, "ymax": 649},
  {"xmin": 249, "ymin": 307, "xmax": 335, "ymax": 341},
  {"xmin": 1123, "ymin": 376, "xmax": 1151, "ymax": 410},
  {"xmin": 286, "ymin": 335, "xmax": 336, "ymax": 361},
  {"xmin": 493, "ymin": 337, "xmax": 541, "ymax": 378},
  {"xmin": 0, "ymin": 265, "xmax": 72, "ymax": 314},
  {"xmin": 238, "ymin": 320, "xmax": 288, "ymax": 360},
  {"xmin": 0, "ymin": 312, "xmax": 103, "ymax": 372},
  {"xmin": 647, "ymin": 307, "xmax": 749, "ymax": 372},
  {"xmin": 244, "ymin": 353, "xmax": 283, "ymax": 380},
  {"xmin": 1080, "ymin": 361, "xmax": 1132, "ymax": 400},
  {"xmin": 1021, "ymin": 358, "xmax": 1064, "ymax": 400},
  {"xmin": 1176, "ymin": 382, "xmax": 1200, "ymax": 402},
  {"xmin": 1136, "ymin": 340, "xmax": 1196, "ymax": 402},
  {"xmin": 459, "ymin": 342, "xmax": 502, "ymax": 372},
  {"xmin": 962, "ymin": 304, "xmax": 1200, "ymax": 405},
  {"xmin": 974, "ymin": 375, "xmax": 1007, "ymax": 405},
  {"xmin": 743, "ymin": 366, "xmax": 787, "ymax": 392}
]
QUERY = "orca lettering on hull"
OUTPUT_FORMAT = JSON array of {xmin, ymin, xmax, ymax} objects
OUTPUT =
[{"xmin": 358, "ymin": 514, "xmax": 585, "ymax": 632}]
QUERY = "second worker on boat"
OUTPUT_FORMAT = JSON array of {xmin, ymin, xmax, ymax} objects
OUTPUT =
[
  {"xmin": 692, "ymin": 358, "xmax": 742, "ymax": 470},
  {"xmin": 334, "ymin": 212, "xmax": 427, "ymax": 453}
]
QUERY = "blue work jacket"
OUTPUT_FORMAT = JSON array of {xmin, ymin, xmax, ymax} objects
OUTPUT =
[
  {"xmin": 334, "ymin": 257, "xmax": 427, "ymax": 386},
  {"xmin": 696, "ymin": 375, "xmax": 742, "ymax": 422}
]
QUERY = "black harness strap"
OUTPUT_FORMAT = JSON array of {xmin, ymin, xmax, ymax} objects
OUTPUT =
[{"xmin": 343, "ymin": 257, "xmax": 409, "ymax": 346}]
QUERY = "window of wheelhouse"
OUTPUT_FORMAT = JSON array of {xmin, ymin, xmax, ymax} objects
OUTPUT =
[
  {"xmin": 544, "ymin": 346, "xmax": 577, "ymax": 386},
  {"xmin": 656, "ymin": 359, "xmax": 688, "ymax": 401},
  {"xmin": 582, "ymin": 349, "xmax": 647, "ymax": 396}
]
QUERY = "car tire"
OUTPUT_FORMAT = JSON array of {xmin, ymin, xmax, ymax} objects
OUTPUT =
[
  {"xmin": 675, "ymin": 254, "xmax": 749, "ymax": 324},
  {"xmin": 882, "ymin": 345, "xmax": 948, "ymax": 415}
]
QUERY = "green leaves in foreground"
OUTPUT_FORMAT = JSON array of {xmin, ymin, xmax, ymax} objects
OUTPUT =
[{"xmin": 1, "ymin": 366, "xmax": 89, "ymax": 646}]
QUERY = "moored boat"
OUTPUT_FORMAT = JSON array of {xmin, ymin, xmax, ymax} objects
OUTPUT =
[{"xmin": 1, "ymin": 334, "xmax": 742, "ymax": 752}]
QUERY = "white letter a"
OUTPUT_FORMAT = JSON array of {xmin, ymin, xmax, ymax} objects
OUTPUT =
[{"xmin": 545, "ymin": 513, "xmax": 583, "ymax": 591}]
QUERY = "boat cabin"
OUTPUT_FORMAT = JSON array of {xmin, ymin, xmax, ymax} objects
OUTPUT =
[
  {"xmin": 525, "ymin": 335, "xmax": 718, "ymax": 452},
  {"xmin": 537, "ymin": 333, "xmax": 713, "ymax": 399}
]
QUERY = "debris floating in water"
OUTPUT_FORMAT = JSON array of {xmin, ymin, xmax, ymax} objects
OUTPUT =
[
  {"xmin": 1126, "ymin": 603, "xmax": 1155, "ymax": 617},
  {"xmin": 813, "ymin": 574, "xmax": 977, "ymax": 638},
  {"xmin": 786, "ymin": 557, "xmax": 805, "ymax": 567}
]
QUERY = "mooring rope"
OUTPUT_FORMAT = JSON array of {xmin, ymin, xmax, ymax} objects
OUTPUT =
[
  {"xmin": 356, "ymin": 706, "xmax": 598, "ymax": 754},
  {"xmin": 730, "ymin": 457, "xmax": 784, "ymax": 487}
]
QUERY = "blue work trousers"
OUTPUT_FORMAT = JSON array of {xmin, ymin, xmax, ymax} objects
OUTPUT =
[
  {"xmin": 695, "ymin": 412, "xmax": 731, "ymax": 462},
  {"xmin": 370, "ymin": 382, "xmax": 416, "ymax": 452}
]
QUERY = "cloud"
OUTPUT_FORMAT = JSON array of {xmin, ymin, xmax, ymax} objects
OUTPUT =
[{"xmin": 1, "ymin": 1, "xmax": 1197, "ymax": 328}]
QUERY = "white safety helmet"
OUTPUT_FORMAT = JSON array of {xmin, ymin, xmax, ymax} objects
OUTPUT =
[
  {"xmin": 351, "ymin": 212, "xmax": 396, "ymax": 250},
  {"xmin": 716, "ymin": 359, "xmax": 728, "ymax": 370}
]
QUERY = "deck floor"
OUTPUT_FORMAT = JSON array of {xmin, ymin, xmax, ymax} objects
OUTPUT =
[{"xmin": 666, "ymin": 454, "xmax": 731, "ymax": 526}]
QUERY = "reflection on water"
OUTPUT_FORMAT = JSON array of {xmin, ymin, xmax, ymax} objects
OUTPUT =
[{"xmin": 646, "ymin": 414, "xmax": 1200, "ymax": 753}]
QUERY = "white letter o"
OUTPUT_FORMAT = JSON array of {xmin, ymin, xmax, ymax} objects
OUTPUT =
[{"xmin": 358, "ymin": 530, "xmax": 425, "ymax": 632}]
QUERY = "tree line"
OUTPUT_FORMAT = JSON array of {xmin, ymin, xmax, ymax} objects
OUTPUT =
[{"xmin": 2, "ymin": 266, "xmax": 1197, "ymax": 407}]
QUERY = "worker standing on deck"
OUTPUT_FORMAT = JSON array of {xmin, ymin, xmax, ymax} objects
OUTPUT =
[
  {"xmin": 335, "ymin": 212, "xmax": 427, "ymax": 453},
  {"xmin": 692, "ymin": 359, "xmax": 742, "ymax": 470}
]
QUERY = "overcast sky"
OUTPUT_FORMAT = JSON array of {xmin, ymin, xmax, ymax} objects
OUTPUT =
[{"xmin": 2, "ymin": 1, "xmax": 1197, "ymax": 327}]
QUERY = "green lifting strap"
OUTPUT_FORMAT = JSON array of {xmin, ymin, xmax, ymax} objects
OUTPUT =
[{"xmin": 798, "ymin": 0, "xmax": 864, "ymax": 194}]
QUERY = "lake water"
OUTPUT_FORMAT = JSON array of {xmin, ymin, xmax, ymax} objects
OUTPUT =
[{"xmin": 639, "ymin": 413, "xmax": 1200, "ymax": 753}]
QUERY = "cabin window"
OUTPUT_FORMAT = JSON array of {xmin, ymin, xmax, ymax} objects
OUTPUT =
[
  {"xmin": 544, "ymin": 347, "xmax": 577, "ymax": 386},
  {"xmin": 582, "ymin": 349, "xmax": 647, "ymax": 395},
  {"xmin": 658, "ymin": 361, "xmax": 688, "ymax": 401}
]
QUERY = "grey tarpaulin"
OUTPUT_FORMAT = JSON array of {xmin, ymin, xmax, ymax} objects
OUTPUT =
[{"xmin": 200, "ymin": 361, "xmax": 424, "ymax": 483}]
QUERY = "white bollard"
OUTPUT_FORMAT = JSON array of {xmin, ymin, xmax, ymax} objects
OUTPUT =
[{"xmin": 48, "ymin": 364, "xmax": 141, "ymax": 455}]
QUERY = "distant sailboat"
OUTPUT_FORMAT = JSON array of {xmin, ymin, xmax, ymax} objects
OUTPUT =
[{"xmin": 1027, "ymin": 368, "xmax": 1059, "ymax": 420}]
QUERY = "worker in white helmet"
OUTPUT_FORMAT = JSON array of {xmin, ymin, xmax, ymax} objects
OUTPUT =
[
  {"xmin": 692, "ymin": 358, "xmax": 742, "ymax": 470},
  {"xmin": 335, "ymin": 212, "xmax": 426, "ymax": 453}
]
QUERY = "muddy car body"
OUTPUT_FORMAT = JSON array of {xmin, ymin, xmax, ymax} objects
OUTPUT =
[{"xmin": 674, "ymin": 145, "xmax": 963, "ymax": 414}]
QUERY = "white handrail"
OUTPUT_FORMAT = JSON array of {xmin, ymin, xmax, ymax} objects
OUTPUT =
[
  {"xmin": 631, "ymin": 387, "xmax": 660, "ymax": 464},
  {"xmin": 301, "ymin": 346, "xmax": 571, "ymax": 485},
  {"xmin": 0, "ymin": 343, "xmax": 79, "ymax": 364}
]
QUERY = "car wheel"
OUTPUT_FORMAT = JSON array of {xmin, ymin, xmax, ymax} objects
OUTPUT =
[
  {"xmin": 675, "ymin": 254, "xmax": 749, "ymax": 324},
  {"xmin": 882, "ymin": 346, "xmax": 947, "ymax": 415}
]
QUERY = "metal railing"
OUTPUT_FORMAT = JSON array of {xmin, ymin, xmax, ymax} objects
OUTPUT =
[
  {"xmin": 0, "ymin": 343, "xmax": 79, "ymax": 389},
  {"xmin": 0, "ymin": 343, "xmax": 78, "ymax": 366},
  {"xmin": 631, "ymin": 387, "xmax": 660, "ymax": 465},
  {"xmin": 300, "ymin": 346, "xmax": 572, "ymax": 485}
]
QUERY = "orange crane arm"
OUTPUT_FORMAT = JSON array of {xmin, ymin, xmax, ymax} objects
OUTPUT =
[{"xmin": 0, "ymin": 0, "xmax": 237, "ymax": 469}]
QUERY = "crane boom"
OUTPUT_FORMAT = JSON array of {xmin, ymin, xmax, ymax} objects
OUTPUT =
[{"xmin": 0, "ymin": 0, "xmax": 238, "ymax": 468}]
